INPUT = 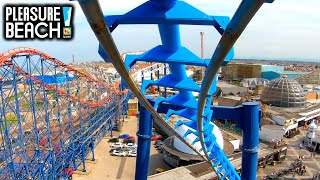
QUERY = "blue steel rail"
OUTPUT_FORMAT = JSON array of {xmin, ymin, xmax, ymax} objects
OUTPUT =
[
  {"xmin": 0, "ymin": 48, "xmax": 130, "ymax": 179},
  {"xmin": 78, "ymin": 0, "xmax": 273, "ymax": 180}
]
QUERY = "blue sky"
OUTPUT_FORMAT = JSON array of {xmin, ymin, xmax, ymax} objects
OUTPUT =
[{"xmin": 1, "ymin": 0, "xmax": 320, "ymax": 63}]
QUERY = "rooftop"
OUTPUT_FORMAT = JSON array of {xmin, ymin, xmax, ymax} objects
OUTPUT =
[
  {"xmin": 274, "ymin": 71, "xmax": 309, "ymax": 75},
  {"xmin": 261, "ymin": 77, "xmax": 306, "ymax": 107},
  {"xmin": 265, "ymin": 103, "xmax": 320, "ymax": 122}
]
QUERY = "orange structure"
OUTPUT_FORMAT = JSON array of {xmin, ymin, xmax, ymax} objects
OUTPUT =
[{"xmin": 306, "ymin": 91, "xmax": 318, "ymax": 100}]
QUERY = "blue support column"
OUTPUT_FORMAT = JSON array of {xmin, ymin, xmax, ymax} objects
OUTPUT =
[
  {"xmin": 91, "ymin": 138, "xmax": 96, "ymax": 161},
  {"xmin": 120, "ymin": 79, "xmax": 127, "ymax": 91},
  {"xmin": 81, "ymin": 144, "xmax": 87, "ymax": 172},
  {"xmin": 12, "ymin": 62, "xmax": 30, "ymax": 177},
  {"xmin": 157, "ymin": 67, "xmax": 160, "ymax": 92},
  {"xmin": 240, "ymin": 102, "xmax": 260, "ymax": 180},
  {"xmin": 27, "ymin": 56, "xmax": 42, "ymax": 173},
  {"xmin": 150, "ymin": 67, "xmax": 153, "ymax": 80},
  {"xmin": 158, "ymin": 23, "xmax": 193, "ymax": 100},
  {"xmin": 135, "ymin": 104, "xmax": 152, "ymax": 180},
  {"xmin": 164, "ymin": 66, "xmax": 167, "ymax": 98}
]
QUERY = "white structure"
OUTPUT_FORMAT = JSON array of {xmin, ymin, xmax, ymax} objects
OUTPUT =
[
  {"xmin": 240, "ymin": 78, "xmax": 269, "ymax": 88},
  {"xmin": 305, "ymin": 121, "xmax": 319, "ymax": 148},
  {"xmin": 308, "ymin": 121, "xmax": 318, "ymax": 139},
  {"xmin": 130, "ymin": 63, "xmax": 168, "ymax": 83},
  {"xmin": 173, "ymin": 123, "xmax": 224, "ymax": 155}
]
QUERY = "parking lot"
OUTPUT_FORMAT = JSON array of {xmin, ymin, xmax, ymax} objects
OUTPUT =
[{"xmin": 73, "ymin": 116, "xmax": 170, "ymax": 180}]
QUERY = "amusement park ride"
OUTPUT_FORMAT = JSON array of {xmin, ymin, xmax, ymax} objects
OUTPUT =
[
  {"xmin": 0, "ymin": 47, "xmax": 133, "ymax": 179},
  {"xmin": 79, "ymin": 0, "xmax": 274, "ymax": 179},
  {"xmin": 0, "ymin": 0, "xmax": 275, "ymax": 179}
]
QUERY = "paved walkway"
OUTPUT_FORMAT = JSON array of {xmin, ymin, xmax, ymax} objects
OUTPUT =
[
  {"xmin": 257, "ymin": 129, "xmax": 320, "ymax": 179},
  {"xmin": 73, "ymin": 116, "xmax": 170, "ymax": 180},
  {"xmin": 72, "ymin": 117, "xmax": 136, "ymax": 180}
]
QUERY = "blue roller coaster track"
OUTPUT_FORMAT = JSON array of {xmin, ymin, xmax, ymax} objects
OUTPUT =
[
  {"xmin": 0, "ymin": 47, "xmax": 130, "ymax": 179},
  {"xmin": 78, "ymin": 0, "xmax": 274, "ymax": 180}
]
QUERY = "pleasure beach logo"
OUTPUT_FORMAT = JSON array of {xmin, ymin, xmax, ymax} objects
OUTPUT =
[
  {"xmin": 62, "ymin": 6, "xmax": 73, "ymax": 38},
  {"xmin": 3, "ymin": 4, "xmax": 74, "ymax": 40}
]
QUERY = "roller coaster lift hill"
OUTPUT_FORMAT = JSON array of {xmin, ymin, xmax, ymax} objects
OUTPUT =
[{"xmin": 78, "ymin": 0, "xmax": 274, "ymax": 180}]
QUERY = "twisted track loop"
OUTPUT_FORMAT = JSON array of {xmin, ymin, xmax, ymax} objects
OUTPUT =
[
  {"xmin": 78, "ymin": 0, "xmax": 273, "ymax": 179},
  {"xmin": 78, "ymin": 0, "xmax": 212, "ymax": 168}
]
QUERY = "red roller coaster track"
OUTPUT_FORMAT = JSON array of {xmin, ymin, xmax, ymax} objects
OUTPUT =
[
  {"xmin": 0, "ymin": 47, "xmax": 154, "ymax": 107},
  {"xmin": 0, "ymin": 47, "xmax": 108, "ymax": 88}
]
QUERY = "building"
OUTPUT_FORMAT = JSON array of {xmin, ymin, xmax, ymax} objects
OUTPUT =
[
  {"xmin": 222, "ymin": 63, "xmax": 284, "ymax": 80},
  {"xmin": 217, "ymin": 81, "xmax": 247, "ymax": 95},
  {"xmin": 259, "ymin": 125, "xmax": 287, "ymax": 143},
  {"xmin": 306, "ymin": 91, "xmax": 318, "ymax": 100},
  {"xmin": 303, "ymin": 121, "xmax": 320, "ymax": 152},
  {"xmin": 218, "ymin": 96, "xmax": 241, "ymax": 106},
  {"xmin": 259, "ymin": 77, "xmax": 320, "ymax": 139},
  {"xmin": 222, "ymin": 63, "xmax": 264, "ymax": 79},
  {"xmin": 262, "ymin": 71, "xmax": 308, "ymax": 80},
  {"xmin": 240, "ymin": 78, "xmax": 269, "ymax": 89},
  {"xmin": 255, "ymin": 85, "xmax": 264, "ymax": 95},
  {"xmin": 221, "ymin": 63, "xmax": 309, "ymax": 81},
  {"xmin": 295, "ymin": 70, "xmax": 320, "ymax": 85},
  {"xmin": 261, "ymin": 77, "xmax": 306, "ymax": 108}
]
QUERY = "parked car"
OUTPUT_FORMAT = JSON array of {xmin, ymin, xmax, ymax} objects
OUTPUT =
[
  {"xmin": 0, "ymin": 144, "xmax": 4, "ymax": 151},
  {"xmin": 110, "ymin": 142, "xmax": 123, "ymax": 148},
  {"xmin": 154, "ymin": 140, "xmax": 162, "ymax": 145},
  {"xmin": 23, "ymin": 130, "xmax": 31, "ymax": 137},
  {"xmin": 109, "ymin": 147, "xmax": 123, "ymax": 153},
  {"xmin": 123, "ymin": 136, "xmax": 135, "ymax": 141},
  {"xmin": 127, "ymin": 147, "xmax": 137, "ymax": 152},
  {"xmin": 123, "ymin": 139, "xmax": 135, "ymax": 144},
  {"xmin": 118, "ymin": 134, "xmax": 129, "ymax": 139},
  {"xmin": 112, "ymin": 150, "xmax": 126, "ymax": 157},
  {"xmin": 64, "ymin": 167, "xmax": 73, "ymax": 180},
  {"xmin": 128, "ymin": 150, "xmax": 137, "ymax": 157},
  {"xmin": 157, "ymin": 146, "xmax": 164, "ymax": 153},
  {"xmin": 152, "ymin": 128, "xmax": 156, "ymax": 137},
  {"xmin": 155, "ymin": 142, "xmax": 163, "ymax": 148},
  {"xmin": 112, "ymin": 126, "xmax": 118, "ymax": 131},
  {"xmin": 151, "ymin": 135, "xmax": 163, "ymax": 141},
  {"xmin": 155, "ymin": 168, "xmax": 165, "ymax": 174},
  {"xmin": 124, "ymin": 143, "xmax": 137, "ymax": 148},
  {"xmin": 108, "ymin": 138, "xmax": 119, "ymax": 143}
]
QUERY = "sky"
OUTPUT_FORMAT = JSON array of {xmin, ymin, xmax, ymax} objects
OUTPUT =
[{"xmin": 0, "ymin": 0, "xmax": 320, "ymax": 63}]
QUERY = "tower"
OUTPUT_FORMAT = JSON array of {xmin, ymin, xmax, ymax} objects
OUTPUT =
[
  {"xmin": 200, "ymin": 32, "xmax": 205, "ymax": 81},
  {"xmin": 200, "ymin": 32, "xmax": 204, "ymax": 59}
]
